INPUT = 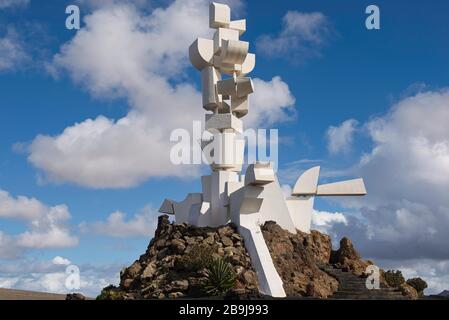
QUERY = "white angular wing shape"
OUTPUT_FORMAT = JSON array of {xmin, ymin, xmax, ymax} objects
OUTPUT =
[
  {"xmin": 316, "ymin": 178, "xmax": 367, "ymax": 196},
  {"xmin": 291, "ymin": 166, "xmax": 320, "ymax": 196}
]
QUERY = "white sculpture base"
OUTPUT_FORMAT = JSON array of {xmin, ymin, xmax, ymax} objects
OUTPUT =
[{"xmin": 160, "ymin": 163, "xmax": 366, "ymax": 297}]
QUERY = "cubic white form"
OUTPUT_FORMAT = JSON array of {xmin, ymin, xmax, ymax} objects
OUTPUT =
[
  {"xmin": 158, "ymin": 2, "xmax": 367, "ymax": 298},
  {"xmin": 209, "ymin": 2, "xmax": 231, "ymax": 29}
]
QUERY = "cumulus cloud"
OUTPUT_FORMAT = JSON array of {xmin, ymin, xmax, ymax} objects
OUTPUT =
[
  {"xmin": 28, "ymin": 0, "xmax": 296, "ymax": 189},
  {"xmin": 0, "ymin": 189, "xmax": 46, "ymax": 220},
  {"xmin": 80, "ymin": 205, "xmax": 158, "ymax": 237},
  {"xmin": 245, "ymin": 77, "xmax": 296, "ymax": 128},
  {"xmin": 256, "ymin": 10, "xmax": 331, "ymax": 63},
  {"xmin": 326, "ymin": 119, "xmax": 358, "ymax": 154},
  {"xmin": 318, "ymin": 89, "xmax": 449, "ymax": 292},
  {"xmin": 75, "ymin": 0, "xmax": 149, "ymax": 10},
  {"xmin": 0, "ymin": 27, "xmax": 28, "ymax": 72},
  {"xmin": 75, "ymin": 0, "xmax": 245, "ymax": 15},
  {"xmin": 0, "ymin": 189, "xmax": 78, "ymax": 258},
  {"xmin": 312, "ymin": 210, "xmax": 347, "ymax": 236},
  {"xmin": 52, "ymin": 256, "xmax": 71, "ymax": 266}
]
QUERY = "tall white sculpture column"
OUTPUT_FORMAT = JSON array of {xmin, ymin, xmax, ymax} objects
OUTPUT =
[{"xmin": 188, "ymin": 2, "xmax": 255, "ymax": 227}]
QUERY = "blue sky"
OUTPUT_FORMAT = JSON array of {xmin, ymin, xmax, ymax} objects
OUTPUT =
[{"xmin": 1, "ymin": 0, "xmax": 449, "ymax": 296}]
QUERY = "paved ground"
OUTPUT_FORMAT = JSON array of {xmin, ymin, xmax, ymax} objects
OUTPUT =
[{"xmin": 0, "ymin": 288, "xmax": 67, "ymax": 300}]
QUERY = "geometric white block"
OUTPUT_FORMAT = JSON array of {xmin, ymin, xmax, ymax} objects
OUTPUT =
[
  {"xmin": 235, "ymin": 77, "xmax": 254, "ymax": 97},
  {"xmin": 244, "ymin": 162, "xmax": 275, "ymax": 186},
  {"xmin": 218, "ymin": 40, "xmax": 249, "ymax": 65},
  {"xmin": 229, "ymin": 19, "xmax": 246, "ymax": 35},
  {"xmin": 236, "ymin": 222, "xmax": 286, "ymax": 297},
  {"xmin": 239, "ymin": 53, "xmax": 256, "ymax": 75},
  {"xmin": 209, "ymin": 2, "xmax": 231, "ymax": 29},
  {"xmin": 166, "ymin": 193, "xmax": 203, "ymax": 224},
  {"xmin": 226, "ymin": 180, "xmax": 244, "ymax": 198},
  {"xmin": 231, "ymin": 95, "xmax": 249, "ymax": 118},
  {"xmin": 213, "ymin": 27, "xmax": 239, "ymax": 54},
  {"xmin": 201, "ymin": 66, "xmax": 222, "ymax": 111},
  {"xmin": 285, "ymin": 197, "xmax": 315, "ymax": 233},
  {"xmin": 256, "ymin": 178, "xmax": 297, "ymax": 234},
  {"xmin": 189, "ymin": 38, "xmax": 214, "ymax": 71},
  {"xmin": 205, "ymin": 113, "xmax": 243, "ymax": 133},
  {"xmin": 210, "ymin": 170, "xmax": 238, "ymax": 226},
  {"xmin": 215, "ymin": 136, "xmax": 244, "ymax": 172},
  {"xmin": 201, "ymin": 175, "xmax": 212, "ymax": 202},
  {"xmin": 159, "ymin": 198, "xmax": 174, "ymax": 214},
  {"xmin": 216, "ymin": 77, "xmax": 236, "ymax": 96},
  {"xmin": 211, "ymin": 131, "xmax": 243, "ymax": 170}
]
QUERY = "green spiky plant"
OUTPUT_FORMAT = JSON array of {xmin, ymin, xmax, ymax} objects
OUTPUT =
[{"xmin": 202, "ymin": 257, "xmax": 237, "ymax": 296}]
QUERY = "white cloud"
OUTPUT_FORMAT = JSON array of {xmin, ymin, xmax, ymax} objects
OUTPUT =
[
  {"xmin": 80, "ymin": 205, "xmax": 158, "ymax": 238},
  {"xmin": 316, "ymin": 89, "xmax": 449, "ymax": 292},
  {"xmin": 326, "ymin": 119, "xmax": 358, "ymax": 154},
  {"xmin": 0, "ymin": 0, "xmax": 29, "ymax": 9},
  {"xmin": 245, "ymin": 77, "xmax": 296, "ymax": 128},
  {"xmin": 75, "ymin": 0, "xmax": 149, "ymax": 10},
  {"xmin": 312, "ymin": 210, "xmax": 347, "ymax": 235},
  {"xmin": 0, "ymin": 189, "xmax": 78, "ymax": 258},
  {"xmin": 52, "ymin": 256, "xmax": 71, "ymax": 266},
  {"xmin": 0, "ymin": 258, "xmax": 121, "ymax": 297},
  {"xmin": 0, "ymin": 231, "xmax": 22, "ymax": 259},
  {"xmin": 28, "ymin": 0, "xmax": 296, "ymax": 189},
  {"xmin": 256, "ymin": 10, "xmax": 331, "ymax": 62},
  {"xmin": 28, "ymin": 114, "xmax": 200, "ymax": 188},
  {"xmin": 276, "ymin": 88, "xmax": 449, "ymax": 293},
  {"xmin": 0, "ymin": 189, "xmax": 46, "ymax": 220},
  {"xmin": 0, "ymin": 27, "xmax": 28, "ymax": 72}
]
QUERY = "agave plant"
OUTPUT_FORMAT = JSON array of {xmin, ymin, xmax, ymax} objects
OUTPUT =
[{"xmin": 202, "ymin": 257, "xmax": 237, "ymax": 296}]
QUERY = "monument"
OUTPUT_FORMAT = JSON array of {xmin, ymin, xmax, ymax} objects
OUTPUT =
[{"xmin": 159, "ymin": 2, "xmax": 367, "ymax": 298}]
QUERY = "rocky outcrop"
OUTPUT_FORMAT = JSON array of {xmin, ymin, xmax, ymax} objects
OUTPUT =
[
  {"xmin": 330, "ymin": 237, "xmax": 370, "ymax": 276},
  {"xmin": 65, "ymin": 293, "xmax": 87, "ymax": 300},
  {"xmin": 261, "ymin": 221, "xmax": 338, "ymax": 298},
  {"xmin": 98, "ymin": 215, "xmax": 423, "ymax": 300},
  {"xmin": 98, "ymin": 215, "xmax": 259, "ymax": 299},
  {"xmin": 398, "ymin": 283, "xmax": 419, "ymax": 300}
]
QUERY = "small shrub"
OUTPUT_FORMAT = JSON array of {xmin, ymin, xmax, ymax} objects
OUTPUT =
[
  {"xmin": 96, "ymin": 286, "xmax": 124, "ymax": 300},
  {"xmin": 175, "ymin": 243, "xmax": 215, "ymax": 271},
  {"xmin": 406, "ymin": 277, "xmax": 428, "ymax": 294},
  {"xmin": 384, "ymin": 270, "xmax": 405, "ymax": 288},
  {"xmin": 201, "ymin": 257, "xmax": 237, "ymax": 296}
]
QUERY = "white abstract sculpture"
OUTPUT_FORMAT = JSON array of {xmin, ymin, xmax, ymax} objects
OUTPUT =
[{"xmin": 159, "ymin": 2, "xmax": 367, "ymax": 298}]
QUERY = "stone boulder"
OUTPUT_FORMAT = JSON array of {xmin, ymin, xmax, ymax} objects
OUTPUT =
[
  {"xmin": 66, "ymin": 293, "xmax": 86, "ymax": 300},
  {"xmin": 261, "ymin": 221, "xmax": 338, "ymax": 298},
  {"xmin": 399, "ymin": 283, "xmax": 419, "ymax": 300},
  {"xmin": 98, "ymin": 215, "xmax": 259, "ymax": 299},
  {"xmin": 330, "ymin": 237, "xmax": 370, "ymax": 276}
]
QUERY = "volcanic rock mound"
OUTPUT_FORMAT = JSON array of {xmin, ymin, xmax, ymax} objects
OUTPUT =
[{"xmin": 98, "ymin": 215, "xmax": 419, "ymax": 300}]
